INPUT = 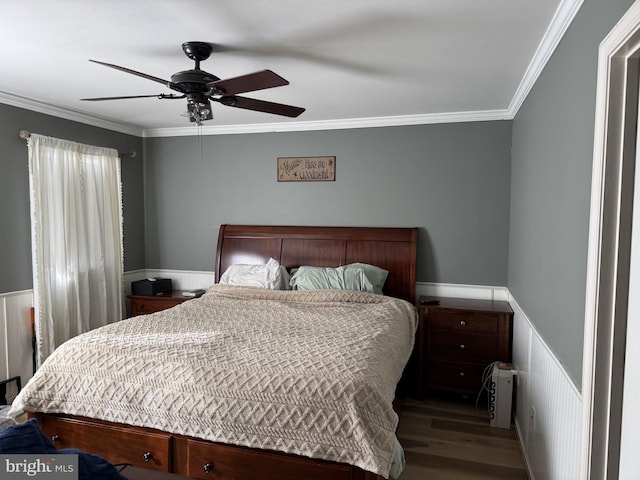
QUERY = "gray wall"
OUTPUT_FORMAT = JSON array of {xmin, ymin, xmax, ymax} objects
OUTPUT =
[
  {"xmin": 144, "ymin": 121, "xmax": 512, "ymax": 285},
  {"xmin": 508, "ymin": 0, "xmax": 635, "ymax": 389},
  {"xmin": 0, "ymin": 103, "xmax": 145, "ymax": 294}
]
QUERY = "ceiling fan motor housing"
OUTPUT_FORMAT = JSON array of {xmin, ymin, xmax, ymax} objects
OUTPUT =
[{"xmin": 171, "ymin": 70, "xmax": 220, "ymax": 92}]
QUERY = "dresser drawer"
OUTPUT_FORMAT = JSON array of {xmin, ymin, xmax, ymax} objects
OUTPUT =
[
  {"xmin": 183, "ymin": 438, "xmax": 352, "ymax": 480},
  {"xmin": 426, "ymin": 361, "xmax": 488, "ymax": 391},
  {"xmin": 428, "ymin": 331, "xmax": 499, "ymax": 363},
  {"xmin": 428, "ymin": 310, "xmax": 499, "ymax": 334},
  {"xmin": 37, "ymin": 415, "xmax": 172, "ymax": 472}
]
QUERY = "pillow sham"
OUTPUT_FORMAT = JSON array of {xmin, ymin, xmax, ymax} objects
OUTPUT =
[
  {"xmin": 219, "ymin": 257, "xmax": 290, "ymax": 290},
  {"xmin": 289, "ymin": 265, "xmax": 376, "ymax": 292},
  {"xmin": 345, "ymin": 262, "xmax": 389, "ymax": 294}
]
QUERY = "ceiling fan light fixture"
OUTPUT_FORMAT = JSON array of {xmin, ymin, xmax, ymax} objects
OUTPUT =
[{"xmin": 184, "ymin": 98, "xmax": 213, "ymax": 125}]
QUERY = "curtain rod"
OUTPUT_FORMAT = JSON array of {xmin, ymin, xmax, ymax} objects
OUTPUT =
[{"xmin": 19, "ymin": 130, "xmax": 137, "ymax": 158}]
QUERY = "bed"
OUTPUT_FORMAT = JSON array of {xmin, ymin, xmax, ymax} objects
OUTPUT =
[{"xmin": 11, "ymin": 225, "xmax": 419, "ymax": 480}]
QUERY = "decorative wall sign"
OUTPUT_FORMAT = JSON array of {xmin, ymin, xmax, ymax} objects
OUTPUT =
[{"xmin": 277, "ymin": 156, "xmax": 335, "ymax": 182}]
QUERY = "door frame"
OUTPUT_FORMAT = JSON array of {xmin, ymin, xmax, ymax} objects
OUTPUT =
[{"xmin": 582, "ymin": 2, "xmax": 640, "ymax": 478}]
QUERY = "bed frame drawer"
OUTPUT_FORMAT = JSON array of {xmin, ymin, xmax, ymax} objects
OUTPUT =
[
  {"xmin": 179, "ymin": 438, "xmax": 353, "ymax": 480},
  {"xmin": 36, "ymin": 414, "xmax": 172, "ymax": 472}
]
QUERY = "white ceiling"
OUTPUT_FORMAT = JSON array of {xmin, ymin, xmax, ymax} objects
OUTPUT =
[{"xmin": 0, "ymin": 0, "xmax": 578, "ymax": 137}]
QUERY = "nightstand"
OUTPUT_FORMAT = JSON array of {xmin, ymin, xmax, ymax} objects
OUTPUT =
[
  {"xmin": 417, "ymin": 296, "xmax": 513, "ymax": 398},
  {"xmin": 128, "ymin": 290, "xmax": 192, "ymax": 317}
]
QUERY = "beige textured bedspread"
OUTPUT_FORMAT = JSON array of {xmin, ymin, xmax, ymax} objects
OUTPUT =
[{"xmin": 11, "ymin": 286, "xmax": 417, "ymax": 477}]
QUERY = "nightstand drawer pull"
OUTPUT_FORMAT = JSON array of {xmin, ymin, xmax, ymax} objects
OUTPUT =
[
  {"xmin": 50, "ymin": 435, "xmax": 60, "ymax": 444},
  {"xmin": 459, "ymin": 371, "xmax": 465, "ymax": 377},
  {"xmin": 143, "ymin": 452, "xmax": 153, "ymax": 462},
  {"xmin": 459, "ymin": 320, "xmax": 467, "ymax": 326},
  {"xmin": 459, "ymin": 344, "xmax": 466, "ymax": 349},
  {"xmin": 203, "ymin": 463, "xmax": 214, "ymax": 474}
]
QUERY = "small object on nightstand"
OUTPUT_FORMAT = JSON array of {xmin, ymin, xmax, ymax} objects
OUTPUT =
[
  {"xmin": 420, "ymin": 298, "xmax": 440, "ymax": 305},
  {"xmin": 131, "ymin": 278, "xmax": 172, "ymax": 296},
  {"xmin": 182, "ymin": 289, "xmax": 205, "ymax": 297}
]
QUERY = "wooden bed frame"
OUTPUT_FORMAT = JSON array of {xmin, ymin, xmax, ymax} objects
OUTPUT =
[{"xmin": 32, "ymin": 225, "xmax": 419, "ymax": 480}]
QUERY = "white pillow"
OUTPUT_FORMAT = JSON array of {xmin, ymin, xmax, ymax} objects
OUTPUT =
[{"xmin": 219, "ymin": 257, "xmax": 290, "ymax": 290}]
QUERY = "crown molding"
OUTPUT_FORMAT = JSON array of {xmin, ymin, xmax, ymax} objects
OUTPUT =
[
  {"xmin": 0, "ymin": 90, "xmax": 143, "ymax": 137},
  {"xmin": 142, "ymin": 109, "xmax": 512, "ymax": 137},
  {"xmin": 0, "ymin": 0, "xmax": 582, "ymax": 139},
  {"xmin": 507, "ymin": 0, "xmax": 584, "ymax": 116}
]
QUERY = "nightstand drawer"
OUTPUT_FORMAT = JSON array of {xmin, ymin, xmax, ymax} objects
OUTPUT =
[
  {"xmin": 426, "ymin": 361, "xmax": 487, "ymax": 391},
  {"xmin": 428, "ymin": 332, "xmax": 499, "ymax": 362},
  {"xmin": 129, "ymin": 291, "xmax": 191, "ymax": 317},
  {"xmin": 132, "ymin": 299, "xmax": 177, "ymax": 315},
  {"xmin": 428, "ymin": 310, "xmax": 499, "ymax": 334}
]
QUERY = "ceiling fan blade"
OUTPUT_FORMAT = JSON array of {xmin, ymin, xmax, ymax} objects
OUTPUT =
[
  {"xmin": 81, "ymin": 93, "xmax": 185, "ymax": 101},
  {"xmin": 207, "ymin": 70, "xmax": 289, "ymax": 95},
  {"xmin": 89, "ymin": 59, "xmax": 186, "ymax": 93},
  {"xmin": 217, "ymin": 96, "xmax": 305, "ymax": 118}
]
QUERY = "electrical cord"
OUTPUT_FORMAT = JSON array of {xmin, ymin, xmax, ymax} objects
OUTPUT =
[{"xmin": 476, "ymin": 361, "xmax": 501, "ymax": 409}]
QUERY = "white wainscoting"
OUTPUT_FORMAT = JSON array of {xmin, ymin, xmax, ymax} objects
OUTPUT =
[
  {"xmin": 1, "ymin": 273, "xmax": 582, "ymax": 480},
  {"xmin": 510, "ymin": 295, "xmax": 582, "ymax": 480},
  {"xmin": 0, "ymin": 290, "xmax": 34, "ymax": 403},
  {"xmin": 416, "ymin": 281, "xmax": 510, "ymax": 301},
  {"xmin": 123, "ymin": 269, "xmax": 215, "ymax": 293}
]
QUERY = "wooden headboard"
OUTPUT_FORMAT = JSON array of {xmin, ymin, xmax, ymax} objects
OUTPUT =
[{"xmin": 215, "ymin": 225, "xmax": 418, "ymax": 304}]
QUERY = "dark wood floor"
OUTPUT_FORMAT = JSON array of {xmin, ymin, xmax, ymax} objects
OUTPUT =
[{"xmin": 396, "ymin": 396, "xmax": 529, "ymax": 480}]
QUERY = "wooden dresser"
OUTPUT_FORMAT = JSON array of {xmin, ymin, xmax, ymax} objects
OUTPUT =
[
  {"xmin": 128, "ymin": 290, "xmax": 192, "ymax": 316},
  {"xmin": 416, "ymin": 296, "xmax": 513, "ymax": 397}
]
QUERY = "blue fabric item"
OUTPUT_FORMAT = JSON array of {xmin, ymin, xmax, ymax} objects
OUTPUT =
[
  {"xmin": 0, "ymin": 419, "xmax": 126, "ymax": 480},
  {"xmin": 0, "ymin": 418, "xmax": 57, "ymax": 453}
]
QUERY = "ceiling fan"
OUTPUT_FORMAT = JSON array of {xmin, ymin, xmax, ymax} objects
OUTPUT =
[{"xmin": 81, "ymin": 41, "xmax": 305, "ymax": 125}]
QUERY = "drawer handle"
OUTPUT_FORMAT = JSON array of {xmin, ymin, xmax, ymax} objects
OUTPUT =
[
  {"xmin": 203, "ymin": 463, "xmax": 214, "ymax": 474},
  {"xmin": 459, "ymin": 344, "xmax": 466, "ymax": 350},
  {"xmin": 459, "ymin": 371, "xmax": 465, "ymax": 377},
  {"xmin": 459, "ymin": 320, "xmax": 467, "ymax": 327},
  {"xmin": 50, "ymin": 435, "xmax": 60, "ymax": 444},
  {"xmin": 143, "ymin": 452, "xmax": 153, "ymax": 462}
]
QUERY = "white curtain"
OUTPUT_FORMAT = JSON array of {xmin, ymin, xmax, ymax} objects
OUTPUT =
[{"xmin": 28, "ymin": 134, "xmax": 124, "ymax": 366}]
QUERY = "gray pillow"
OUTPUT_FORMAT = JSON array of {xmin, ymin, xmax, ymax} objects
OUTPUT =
[
  {"xmin": 345, "ymin": 263, "xmax": 389, "ymax": 294},
  {"xmin": 289, "ymin": 265, "xmax": 375, "ymax": 292}
]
